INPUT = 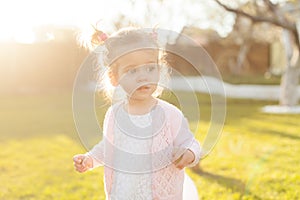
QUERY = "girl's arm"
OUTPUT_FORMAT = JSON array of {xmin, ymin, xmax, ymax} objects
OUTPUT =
[
  {"xmin": 85, "ymin": 140, "xmax": 105, "ymax": 169},
  {"xmin": 85, "ymin": 106, "xmax": 113, "ymax": 169},
  {"xmin": 173, "ymin": 116, "xmax": 202, "ymax": 168}
]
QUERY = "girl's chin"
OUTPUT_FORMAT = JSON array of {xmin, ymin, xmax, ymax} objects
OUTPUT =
[
  {"xmin": 128, "ymin": 91, "xmax": 155, "ymax": 101},
  {"xmin": 130, "ymin": 94, "xmax": 152, "ymax": 100}
]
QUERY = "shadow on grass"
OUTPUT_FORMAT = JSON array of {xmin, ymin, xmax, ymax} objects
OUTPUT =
[
  {"xmin": 249, "ymin": 128, "xmax": 300, "ymax": 141},
  {"xmin": 191, "ymin": 167, "xmax": 262, "ymax": 199}
]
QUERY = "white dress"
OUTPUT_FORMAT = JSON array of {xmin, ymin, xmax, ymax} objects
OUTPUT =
[
  {"xmin": 110, "ymin": 110, "xmax": 199, "ymax": 200},
  {"xmin": 110, "ymin": 112, "xmax": 153, "ymax": 200}
]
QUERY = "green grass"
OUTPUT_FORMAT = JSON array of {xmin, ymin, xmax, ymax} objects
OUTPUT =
[{"xmin": 0, "ymin": 91, "xmax": 299, "ymax": 199}]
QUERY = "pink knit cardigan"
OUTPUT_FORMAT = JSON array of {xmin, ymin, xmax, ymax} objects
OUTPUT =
[{"xmin": 87, "ymin": 99, "xmax": 201, "ymax": 200}]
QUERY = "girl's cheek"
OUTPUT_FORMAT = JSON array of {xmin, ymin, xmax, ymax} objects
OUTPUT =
[
  {"xmin": 119, "ymin": 80, "xmax": 135, "ymax": 94},
  {"xmin": 151, "ymin": 74, "xmax": 160, "ymax": 83}
]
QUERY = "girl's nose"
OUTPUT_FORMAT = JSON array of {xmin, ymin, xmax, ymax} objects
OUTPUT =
[
  {"xmin": 136, "ymin": 74, "xmax": 148, "ymax": 82},
  {"xmin": 136, "ymin": 69, "xmax": 148, "ymax": 82}
]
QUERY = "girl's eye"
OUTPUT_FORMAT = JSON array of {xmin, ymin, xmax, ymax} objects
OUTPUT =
[
  {"xmin": 128, "ymin": 68, "xmax": 137, "ymax": 74},
  {"xmin": 146, "ymin": 65, "xmax": 156, "ymax": 72}
]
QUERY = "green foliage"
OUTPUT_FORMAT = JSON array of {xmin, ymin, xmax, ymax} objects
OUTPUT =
[{"xmin": 0, "ymin": 92, "xmax": 299, "ymax": 199}]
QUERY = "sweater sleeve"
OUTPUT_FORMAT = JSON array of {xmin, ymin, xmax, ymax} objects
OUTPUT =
[
  {"xmin": 86, "ymin": 140, "xmax": 104, "ymax": 169},
  {"xmin": 172, "ymin": 116, "xmax": 202, "ymax": 168},
  {"xmin": 86, "ymin": 106, "xmax": 112, "ymax": 169}
]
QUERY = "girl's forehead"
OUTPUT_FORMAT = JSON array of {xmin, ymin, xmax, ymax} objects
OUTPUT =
[{"xmin": 112, "ymin": 50, "xmax": 158, "ymax": 68}]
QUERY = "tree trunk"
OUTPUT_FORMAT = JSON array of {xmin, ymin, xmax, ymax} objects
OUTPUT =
[
  {"xmin": 280, "ymin": 59, "xmax": 300, "ymax": 106},
  {"xmin": 280, "ymin": 29, "xmax": 300, "ymax": 106},
  {"xmin": 236, "ymin": 42, "xmax": 250, "ymax": 74}
]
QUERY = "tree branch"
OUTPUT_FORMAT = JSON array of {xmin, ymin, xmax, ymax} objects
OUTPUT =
[
  {"xmin": 263, "ymin": 0, "xmax": 288, "ymax": 23},
  {"xmin": 263, "ymin": 0, "xmax": 300, "ymax": 50},
  {"xmin": 214, "ymin": 0, "xmax": 297, "ymax": 32},
  {"xmin": 263, "ymin": 0, "xmax": 278, "ymax": 13}
]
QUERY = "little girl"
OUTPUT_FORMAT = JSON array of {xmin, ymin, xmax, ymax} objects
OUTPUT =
[{"xmin": 73, "ymin": 27, "xmax": 201, "ymax": 200}]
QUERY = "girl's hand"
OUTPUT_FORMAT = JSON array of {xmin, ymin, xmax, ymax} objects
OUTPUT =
[
  {"xmin": 73, "ymin": 154, "xmax": 93, "ymax": 173},
  {"xmin": 174, "ymin": 149, "xmax": 195, "ymax": 170}
]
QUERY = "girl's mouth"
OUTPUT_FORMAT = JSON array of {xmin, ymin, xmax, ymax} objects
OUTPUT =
[{"xmin": 137, "ymin": 85, "xmax": 151, "ymax": 91}]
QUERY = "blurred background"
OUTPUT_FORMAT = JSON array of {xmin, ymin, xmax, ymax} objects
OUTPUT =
[
  {"xmin": 1, "ymin": 0, "xmax": 299, "ymax": 93},
  {"xmin": 0, "ymin": 0, "xmax": 299, "ymax": 199}
]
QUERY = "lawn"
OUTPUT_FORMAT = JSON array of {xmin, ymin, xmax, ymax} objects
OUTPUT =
[{"xmin": 0, "ymin": 91, "xmax": 299, "ymax": 200}]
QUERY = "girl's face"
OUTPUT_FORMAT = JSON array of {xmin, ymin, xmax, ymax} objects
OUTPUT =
[{"xmin": 111, "ymin": 50, "xmax": 160, "ymax": 101}]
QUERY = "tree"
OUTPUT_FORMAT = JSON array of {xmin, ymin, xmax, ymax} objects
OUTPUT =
[{"xmin": 214, "ymin": 0, "xmax": 300, "ymax": 106}]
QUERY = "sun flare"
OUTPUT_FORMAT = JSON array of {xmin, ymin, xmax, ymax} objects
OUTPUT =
[
  {"xmin": 0, "ymin": 0, "xmax": 115, "ymax": 43},
  {"xmin": 0, "ymin": 0, "xmax": 234, "ymax": 43}
]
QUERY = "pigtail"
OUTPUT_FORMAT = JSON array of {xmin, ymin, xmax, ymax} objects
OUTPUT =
[
  {"xmin": 91, "ymin": 25, "xmax": 108, "ymax": 47},
  {"xmin": 76, "ymin": 23, "xmax": 108, "ymax": 50},
  {"xmin": 91, "ymin": 25, "xmax": 109, "ymax": 68}
]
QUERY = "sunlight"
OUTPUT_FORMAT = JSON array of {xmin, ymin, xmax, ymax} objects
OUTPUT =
[
  {"xmin": 0, "ymin": 0, "xmax": 115, "ymax": 42},
  {"xmin": 14, "ymin": 29, "xmax": 36, "ymax": 44},
  {"xmin": 0, "ymin": 0, "xmax": 235, "ymax": 43}
]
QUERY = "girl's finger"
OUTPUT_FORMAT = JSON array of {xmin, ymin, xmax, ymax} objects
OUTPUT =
[
  {"xmin": 74, "ymin": 163, "xmax": 84, "ymax": 169},
  {"xmin": 173, "ymin": 155, "xmax": 183, "ymax": 164},
  {"xmin": 73, "ymin": 156, "xmax": 82, "ymax": 164},
  {"xmin": 75, "ymin": 165, "xmax": 87, "ymax": 173},
  {"xmin": 78, "ymin": 165, "xmax": 87, "ymax": 171},
  {"xmin": 175, "ymin": 156, "xmax": 188, "ymax": 170},
  {"xmin": 76, "ymin": 167, "xmax": 85, "ymax": 173},
  {"xmin": 174, "ymin": 162, "xmax": 184, "ymax": 170},
  {"xmin": 82, "ymin": 156, "xmax": 93, "ymax": 168},
  {"xmin": 172, "ymin": 148, "xmax": 185, "ymax": 162}
]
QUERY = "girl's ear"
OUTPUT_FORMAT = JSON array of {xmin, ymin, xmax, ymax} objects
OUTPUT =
[{"xmin": 108, "ymin": 68, "xmax": 118, "ymax": 86}]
